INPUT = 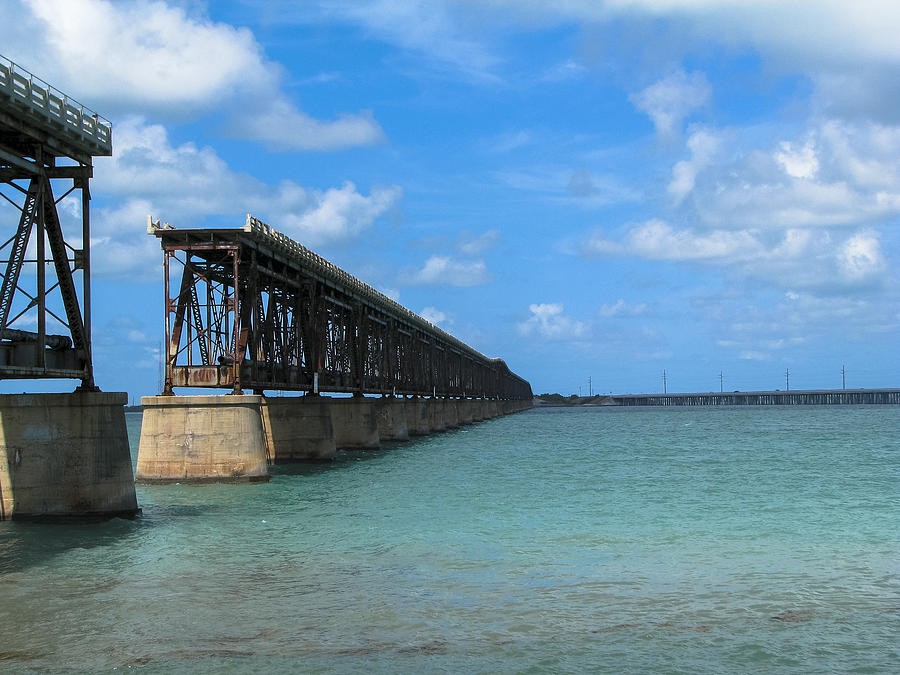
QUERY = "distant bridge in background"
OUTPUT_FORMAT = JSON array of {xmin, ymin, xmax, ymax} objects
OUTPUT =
[{"xmin": 610, "ymin": 388, "xmax": 900, "ymax": 406}]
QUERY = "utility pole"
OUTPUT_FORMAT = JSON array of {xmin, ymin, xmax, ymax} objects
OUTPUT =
[
  {"xmin": 842, "ymin": 364, "xmax": 846, "ymax": 390},
  {"xmin": 663, "ymin": 369, "xmax": 667, "ymax": 394},
  {"xmin": 588, "ymin": 376, "xmax": 592, "ymax": 397},
  {"xmin": 785, "ymin": 368, "xmax": 790, "ymax": 391},
  {"xmin": 719, "ymin": 371, "xmax": 723, "ymax": 393}
]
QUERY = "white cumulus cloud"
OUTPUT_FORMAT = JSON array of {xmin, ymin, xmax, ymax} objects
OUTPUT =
[
  {"xmin": 232, "ymin": 98, "xmax": 385, "ymax": 151},
  {"xmin": 420, "ymin": 306, "xmax": 449, "ymax": 325},
  {"xmin": 838, "ymin": 231, "xmax": 885, "ymax": 283},
  {"xmin": 404, "ymin": 256, "xmax": 491, "ymax": 287},
  {"xmin": 581, "ymin": 218, "xmax": 889, "ymax": 293},
  {"xmin": 630, "ymin": 70, "xmax": 711, "ymax": 138},
  {"xmin": 775, "ymin": 139, "xmax": 819, "ymax": 179},
  {"xmin": 681, "ymin": 119, "xmax": 900, "ymax": 229},
  {"xmin": 25, "ymin": 0, "xmax": 271, "ymax": 112},
  {"xmin": 668, "ymin": 128, "xmax": 722, "ymax": 203},
  {"xmin": 87, "ymin": 118, "xmax": 401, "ymax": 277},
  {"xmin": 517, "ymin": 303, "xmax": 586, "ymax": 340},
  {"xmin": 279, "ymin": 182, "xmax": 402, "ymax": 247},
  {"xmin": 584, "ymin": 219, "xmax": 762, "ymax": 262}
]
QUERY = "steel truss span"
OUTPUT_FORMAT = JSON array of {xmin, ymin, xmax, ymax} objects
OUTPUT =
[
  {"xmin": 153, "ymin": 214, "xmax": 532, "ymax": 400},
  {"xmin": 0, "ymin": 55, "xmax": 108, "ymax": 388}
]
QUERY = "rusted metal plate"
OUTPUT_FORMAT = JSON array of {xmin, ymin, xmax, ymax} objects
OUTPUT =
[{"xmin": 171, "ymin": 366, "xmax": 231, "ymax": 388}]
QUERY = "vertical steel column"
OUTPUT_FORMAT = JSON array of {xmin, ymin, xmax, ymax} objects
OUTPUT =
[
  {"xmin": 35, "ymin": 173, "xmax": 45, "ymax": 369},
  {"xmin": 230, "ymin": 246, "xmax": 242, "ymax": 394},
  {"xmin": 162, "ymin": 249, "xmax": 173, "ymax": 394},
  {"xmin": 79, "ymin": 166, "xmax": 94, "ymax": 390}
]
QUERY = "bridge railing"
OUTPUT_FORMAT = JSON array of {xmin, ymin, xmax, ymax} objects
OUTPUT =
[
  {"xmin": 243, "ymin": 215, "xmax": 498, "ymax": 367},
  {"xmin": 0, "ymin": 54, "xmax": 112, "ymax": 156}
]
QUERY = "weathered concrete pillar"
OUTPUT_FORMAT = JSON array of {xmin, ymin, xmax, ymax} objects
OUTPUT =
[
  {"xmin": 444, "ymin": 398, "xmax": 460, "ymax": 428},
  {"xmin": 471, "ymin": 399, "xmax": 485, "ymax": 422},
  {"xmin": 457, "ymin": 398, "xmax": 474, "ymax": 425},
  {"xmin": 427, "ymin": 397, "xmax": 447, "ymax": 432},
  {"xmin": 330, "ymin": 397, "xmax": 380, "ymax": 449},
  {"xmin": 375, "ymin": 397, "xmax": 409, "ymax": 441},
  {"xmin": 483, "ymin": 399, "xmax": 496, "ymax": 419},
  {"xmin": 136, "ymin": 395, "xmax": 269, "ymax": 483},
  {"xmin": 261, "ymin": 396, "xmax": 335, "ymax": 461},
  {"xmin": 0, "ymin": 392, "xmax": 139, "ymax": 520},
  {"xmin": 404, "ymin": 397, "xmax": 429, "ymax": 436}
]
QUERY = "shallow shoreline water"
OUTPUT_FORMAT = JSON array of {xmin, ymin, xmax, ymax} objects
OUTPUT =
[{"xmin": 1, "ymin": 405, "xmax": 898, "ymax": 672}]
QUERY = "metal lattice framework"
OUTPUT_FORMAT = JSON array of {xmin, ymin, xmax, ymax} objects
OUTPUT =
[
  {"xmin": 0, "ymin": 55, "xmax": 112, "ymax": 387},
  {"xmin": 153, "ymin": 215, "xmax": 532, "ymax": 400}
]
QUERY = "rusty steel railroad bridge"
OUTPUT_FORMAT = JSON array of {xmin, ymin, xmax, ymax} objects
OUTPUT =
[
  {"xmin": 152, "ymin": 215, "xmax": 532, "ymax": 402},
  {"xmin": 0, "ymin": 53, "xmax": 532, "ymax": 510}
]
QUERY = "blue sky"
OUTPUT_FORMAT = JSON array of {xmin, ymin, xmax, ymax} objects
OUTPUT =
[{"xmin": 2, "ymin": 0, "xmax": 899, "ymax": 397}]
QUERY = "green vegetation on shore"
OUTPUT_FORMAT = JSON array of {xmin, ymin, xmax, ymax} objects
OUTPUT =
[{"xmin": 534, "ymin": 393, "xmax": 617, "ymax": 406}]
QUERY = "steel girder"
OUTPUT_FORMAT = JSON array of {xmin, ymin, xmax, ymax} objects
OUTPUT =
[{"xmin": 155, "ymin": 217, "xmax": 532, "ymax": 400}]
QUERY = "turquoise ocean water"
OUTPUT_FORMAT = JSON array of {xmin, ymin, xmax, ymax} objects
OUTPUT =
[{"xmin": 0, "ymin": 405, "xmax": 898, "ymax": 673}]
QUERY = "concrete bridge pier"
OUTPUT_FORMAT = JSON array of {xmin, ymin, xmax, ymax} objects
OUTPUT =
[
  {"xmin": 483, "ymin": 399, "xmax": 497, "ymax": 419},
  {"xmin": 375, "ymin": 397, "xmax": 409, "ymax": 441},
  {"xmin": 404, "ymin": 397, "xmax": 429, "ymax": 436},
  {"xmin": 505, "ymin": 399, "xmax": 532, "ymax": 414},
  {"xmin": 471, "ymin": 399, "xmax": 485, "ymax": 422},
  {"xmin": 330, "ymin": 397, "xmax": 380, "ymax": 449},
  {"xmin": 0, "ymin": 392, "xmax": 139, "ymax": 520},
  {"xmin": 443, "ymin": 398, "xmax": 460, "ymax": 428},
  {"xmin": 136, "ymin": 395, "xmax": 269, "ymax": 483},
  {"xmin": 261, "ymin": 396, "xmax": 335, "ymax": 461},
  {"xmin": 427, "ymin": 397, "xmax": 447, "ymax": 432},
  {"xmin": 457, "ymin": 398, "xmax": 474, "ymax": 425}
]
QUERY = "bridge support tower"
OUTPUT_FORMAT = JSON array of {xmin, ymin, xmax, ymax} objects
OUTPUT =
[{"xmin": 0, "ymin": 56, "xmax": 137, "ymax": 519}]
